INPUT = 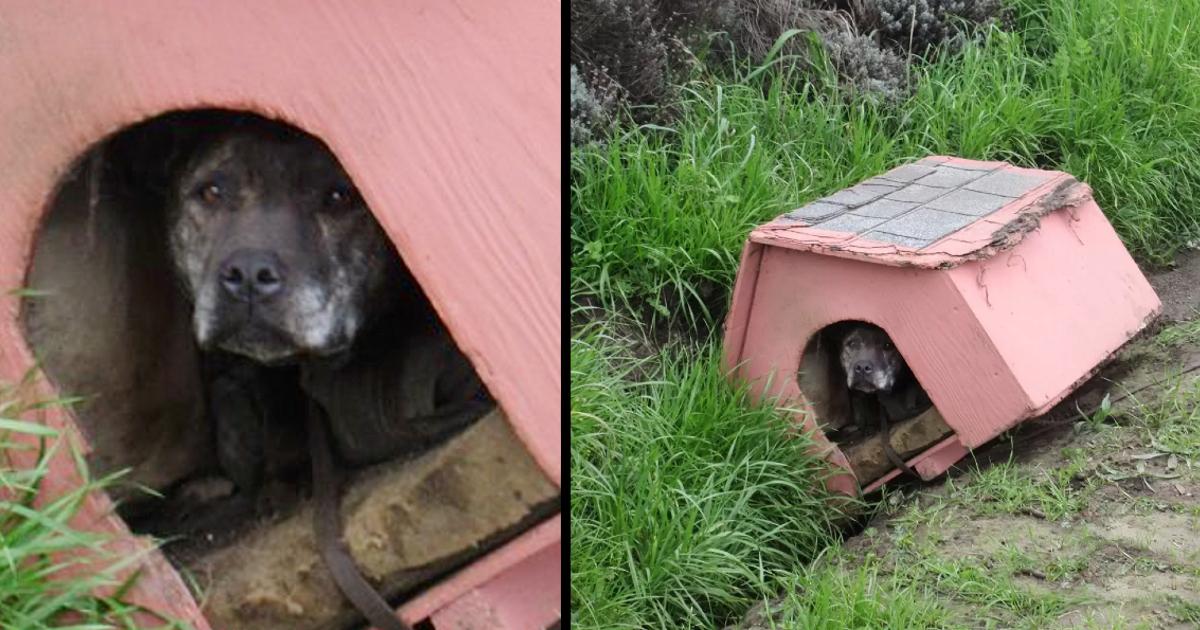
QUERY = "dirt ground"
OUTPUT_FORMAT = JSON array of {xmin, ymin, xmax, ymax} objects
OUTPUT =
[{"xmin": 740, "ymin": 249, "xmax": 1200, "ymax": 629}]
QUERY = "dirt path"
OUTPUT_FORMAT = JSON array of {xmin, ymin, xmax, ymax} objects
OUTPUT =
[{"xmin": 740, "ymin": 250, "xmax": 1200, "ymax": 629}]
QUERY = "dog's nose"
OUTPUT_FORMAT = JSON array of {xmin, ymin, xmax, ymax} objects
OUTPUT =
[
  {"xmin": 219, "ymin": 250, "xmax": 285, "ymax": 301},
  {"xmin": 853, "ymin": 361, "xmax": 872, "ymax": 375}
]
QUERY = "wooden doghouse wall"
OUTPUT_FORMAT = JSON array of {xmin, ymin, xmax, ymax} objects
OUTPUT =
[
  {"xmin": 945, "ymin": 200, "xmax": 1161, "ymax": 414},
  {"xmin": 0, "ymin": 2, "xmax": 560, "ymax": 626},
  {"xmin": 730, "ymin": 197, "xmax": 1159, "ymax": 451}
]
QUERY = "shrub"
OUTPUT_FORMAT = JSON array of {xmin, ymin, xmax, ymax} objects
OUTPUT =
[
  {"xmin": 570, "ymin": 64, "xmax": 617, "ymax": 148},
  {"xmin": 570, "ymin": 0, "xmax": 675, "ymax": 116},
  {"xmin": 569, "ymin": 0, "xmax": 927, "ymax": 122},
  {"xmin": 860, "ymin": 0, "xmax": 1007, "ymax": 57},
  {"xmin": 819, "ymin": 25, "xmax": 910, "ymax": 102}
]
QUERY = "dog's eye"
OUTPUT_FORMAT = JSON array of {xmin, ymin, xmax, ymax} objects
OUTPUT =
[
  {"xmin": 325, "ymin": 185, "xmax": 358, "ymax": 209},
  {"xmin": 883, "ymin": 342, "xmax": 893, "ymax": 350},
  {"xmin": 197, "ymin": 182, "xmax": 222, "ymax": 205}
]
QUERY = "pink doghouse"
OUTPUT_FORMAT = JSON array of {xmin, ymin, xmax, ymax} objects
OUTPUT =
[
  {"xmin": 0, "ymin": 2, "xmax": 559, "ymax": 628},
  {"xmin": 723, "ymin": 156, "xmax": 1160, "ymax": 495}
]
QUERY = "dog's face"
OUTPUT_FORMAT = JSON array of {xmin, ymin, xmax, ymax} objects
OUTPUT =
[
  {"xmin": 840, "ymin": 324, "xmax": 904, "ymax": 394},
  {"xmin": 168, "ymin": 127, "xmax": 398, "ymax": 365}
]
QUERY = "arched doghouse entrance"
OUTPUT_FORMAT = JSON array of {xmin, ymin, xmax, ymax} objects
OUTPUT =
[{"xmin": 796, "ymin": 320, "xmax": 946, "ymax": 486}]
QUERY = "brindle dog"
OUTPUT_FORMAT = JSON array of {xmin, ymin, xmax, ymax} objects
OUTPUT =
[
  {"xmin": 167, "ymin": 120, "xmax": 491, "ymax": 630},
  {"xmin": 839, "ymin": 323, "xmax": 930, "ymax": 477}
]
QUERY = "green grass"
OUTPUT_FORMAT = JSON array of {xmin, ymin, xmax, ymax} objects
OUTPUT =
[
  {"xmin": 1168, "ymin": 596, "xmax": 1200, "ymax": 625},
  {"xmin": 908, "ymin": 554, "xmax": 1073, "ymax": 627},
  {"xmin": 0, "ymin": 385, "xmax": 188, "ymax": 629},
  {"xmin": 947, "ymin": 454, "xmax": 1095, "ymax": 521},
  {"xmin": 572, "ymin": 0, "xmax": 1200, "ymax": 328},
  {"xmin": 1153, "ymin": 315, "xmax": 1200, "ymax": 348},
  {"xmin": 570, "ymin": 322, "xmax": 851, "ymax": 628},
  {"xmin": 769, "ymin": 544, "xmax": 1073, "ymax": 630},
  {"xmin": 1123, "ymin": 373, "xmax": 1200, "ymax": 468},
  {"xmin": 864, "ymin": 502, "xmax": 1077, "ymax": 627},
  {"xmin": 762, "ymin": 551, "xmax": 954, "ymax": 629}
]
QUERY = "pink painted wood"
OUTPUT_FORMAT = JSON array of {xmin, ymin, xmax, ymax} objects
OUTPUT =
[
  {"xmin": 0, "ymin": 1, "xmax": 560, "ymax": 626},
  {"xmin": 862, "ymin": 435, "xmax": 970, "ymax": 494},
  {"xmin": 426, "ymin": 517, "xmax": 561, "ymax": 630},
  {"xmin": 400, "ymin": 514, "xmax": 562, "ymax": 628},
  {"xmin": 723, "ymin": 157, "xmax": 1160, "ymax": 494}
]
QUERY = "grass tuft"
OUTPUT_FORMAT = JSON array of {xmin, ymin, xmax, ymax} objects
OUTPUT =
[
  {"xmin": 0, "ymin": 386, "xmax": 189, "ymax": 629},
  {"xmin": 947, "ymin": 454, "xmax": 1093, "ymax": 521},
  {"xmin": 1123, "ymin": 374, "xmax": 1200, "ymax": 467},
  {"xmin": 765, "ymin": 552, "xmax": 954, "ymax": 629},
  {"xmin": 570, "ymin": 323, "xmax": 850, "ymax": 628}
]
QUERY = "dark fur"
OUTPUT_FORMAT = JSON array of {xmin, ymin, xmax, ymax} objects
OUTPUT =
[
  {"xmin": 168, "ymin": 122, "xmax": 406, "ymax": 365},
  {"xmin": 165, "ymin": 122, "xmax": 491, "ymax": 629},
  {"xmin": 166, "ymin": 121, "xmax": 490, "ymax": 487},
  {"xmin": 838, "ymin": 323, "xmax": 929, "ymax": 431},
  {"xmin": 838, "ymin": 323, "xmax": 931, "ymax": 479},
  {"xmin": 840, "ymin": 324, "xmax": 904, "ymax": 394}
]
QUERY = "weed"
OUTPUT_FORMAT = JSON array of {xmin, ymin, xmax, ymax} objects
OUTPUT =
[
  {"xmin": 764, "ymin": 550, "xmax": 954, "ymax": 629},
  {"xmin": 1153, "ymin": 315, "xmax": 1200, "ymax": 349},
  {"xmin": 1168, "ymin": 595, "xmax": 1200, "ymax": 624},
  {"xmin": 902, "ymin": 553, "xmax": 1073, "ymax": 626},
  {"xmin": 1124, "ymin": 375, "xmax": 1200, "ymax": 467}
]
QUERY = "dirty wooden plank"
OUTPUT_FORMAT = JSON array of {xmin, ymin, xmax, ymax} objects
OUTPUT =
[
  {"xmin": 191, "ymin": 409, "xmax": 558, "ymax": 630},
  {"xmin": 844, "ymin": 407, "xmax": 955, "ymax": 484}
]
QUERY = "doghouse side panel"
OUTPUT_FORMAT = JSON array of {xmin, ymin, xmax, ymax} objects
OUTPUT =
[
  {"xmin": 723, "ymin": 239, "xmax": 765, "ymax": 375},
  {"xmin": 946, "ymin": 201, "xmax": 1161, "ymax": 414}
]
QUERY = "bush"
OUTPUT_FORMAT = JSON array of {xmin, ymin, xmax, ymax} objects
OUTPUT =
[
  {"xmin": 570, "ymin": 65, "xmax": 617, "ymax": 148},
  {"xmin": 819, "ymin": 25, "xmax": 910, "ymax": 102},
  {"xmin": 570, "ymin": 0, "xmax": 676, "ymax": 117},
  {"xmin": 570, "ymin": 0, "xmax": 918, "ymax": 120},
  {"xmin": 861, "ymin": 0, "xmax": 1007, "ymax": 57},
  {"xmin": 704, "ymin": 0, "xmax": 828, "ymax": 64}
]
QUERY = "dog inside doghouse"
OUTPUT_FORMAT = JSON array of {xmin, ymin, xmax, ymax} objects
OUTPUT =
[
  {"xmin": 20, "ymin": 110, "xmax": 558, "ymax": 630},
  {"xmin": 797, "ymin": 320, "xmax": 953, "ymax": 486}
]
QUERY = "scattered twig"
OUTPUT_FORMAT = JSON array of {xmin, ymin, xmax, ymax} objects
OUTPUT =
[
  {"xmin": 1018, "ymin": 506, "xmax": 1046, "ymax": 520},
  {"xmin": 1017, "ymin": 568, "xmax": 1047, "ymax": 580}
]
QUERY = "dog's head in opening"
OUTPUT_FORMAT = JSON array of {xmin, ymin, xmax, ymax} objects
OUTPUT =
[
  {"xmin": 168, "ymin": 123, "xmax": 404, "ymax": 365},
  {"xmin": 839, "ymin": 323, "xmax": 905, "ymax": 394}
]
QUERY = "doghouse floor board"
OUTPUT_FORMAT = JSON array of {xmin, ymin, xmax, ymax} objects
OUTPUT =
[{"xmin": 186, "ymin": 409, "xmax": 558, "ymax": 630}]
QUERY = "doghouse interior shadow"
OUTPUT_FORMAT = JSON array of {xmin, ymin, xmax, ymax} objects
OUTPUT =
[
  {"xmin": 19, "ymin": 110, "xmax": 558, "ymax": 623},
  {"xmin": 797, "ymin": 320, "xmax": 938, "ymax": 483}
]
